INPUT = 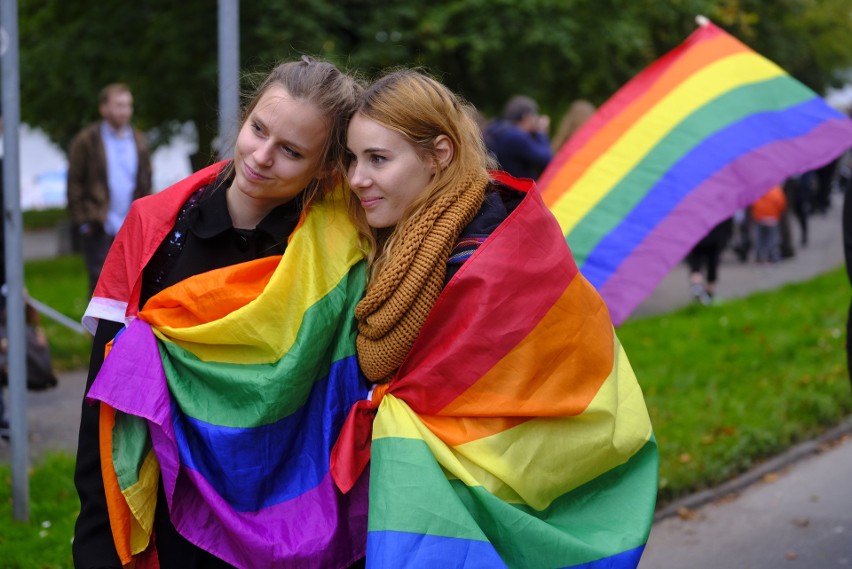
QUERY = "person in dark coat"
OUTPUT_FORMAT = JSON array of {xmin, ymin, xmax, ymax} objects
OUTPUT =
[
  {"xmin": 484, "ymin": 95, "xmax": 553, "ymax": 179},
  {"xmin": 66, "ymin": 83, "xmax": 153, "ymax": 295},
  {"xmin": 686, "ymin": 218, "xmax": 733, "ymax": 304},
  {"xmin": 843, "ymin": 164, "xmax": 852, "ymax": 389}
]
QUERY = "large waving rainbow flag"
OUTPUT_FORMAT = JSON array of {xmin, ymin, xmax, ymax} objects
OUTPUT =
[
  {"xmin": 87, "ymin": 185, "xmax": 371, "ymax": 568},
  {"xmin": 538, "ymin": 20, "xmax": 852, "ymax": 325},
  {"xmin": 332, "ymin": 174, "xmax": 658, "ymax": 568}
]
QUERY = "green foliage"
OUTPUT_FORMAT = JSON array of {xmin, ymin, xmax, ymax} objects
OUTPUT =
[
  {"xmin": 18, "ymin": 0, "xmax": 852, "ymax": 163},
  {"xmin": 0, "ymin": 454, "xmax": 77, "ymax": 569},
  {"xmin": 24, "ymin": 256, "xmax": 90, "ymax": 372},
  {"xmin": 619, "ymin": 267, "xmax": 852, "ymax": 506}
]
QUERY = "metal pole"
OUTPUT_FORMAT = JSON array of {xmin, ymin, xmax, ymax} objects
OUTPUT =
[
  {"xmin": 1, "ymin": 0, "xmax": 30, "ymax": 522},
  {"xmin": 218, "ymin": 0, "xmax": 240, "ymax": 160}
]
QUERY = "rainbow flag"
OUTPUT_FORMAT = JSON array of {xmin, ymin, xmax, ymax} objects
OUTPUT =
[
  {"xmin": 332, "ymin": 174, "xmax": 658, "ymax": 568},
  {"xmin": 538, "ymin": 21, "xmax": 852, "ymax": 325},
  {"xmin": 87, "ymin": 187, "xmax": 371, "ymax": 568}
]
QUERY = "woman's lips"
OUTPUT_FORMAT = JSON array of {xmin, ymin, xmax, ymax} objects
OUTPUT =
[
  {"xmin": 360, "ymin": 196, "xmax": 382, "ymax": 208},
  {"xmin": 243, "ymin": 162, "xmax": 268, "ymax": 181}
]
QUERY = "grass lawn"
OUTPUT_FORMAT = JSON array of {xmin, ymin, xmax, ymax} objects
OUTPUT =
[
  {"xmin": 0, "ymin": 454, "xmax": 76, "ymax": 569},
  {"xmin": 24, "ymin": 255, "xmax": 91, "ymax": 372},
  {"xmin": 1, "ymin": 259, "xmax": 850, "ymax": 567},
  {"xmin": 619, "ymin": 266, "xmax": 852, "ymax": 505}
]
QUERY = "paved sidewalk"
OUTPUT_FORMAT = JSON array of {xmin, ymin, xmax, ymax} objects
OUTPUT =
[{"xmin": 640, "ymin": 430, "xmax": 852, "ymax": 568}]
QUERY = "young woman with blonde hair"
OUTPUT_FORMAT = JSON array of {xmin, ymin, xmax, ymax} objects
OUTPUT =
[{"xmin": 334, "ymin": 69, "xmax": 657, "ymax": 568}]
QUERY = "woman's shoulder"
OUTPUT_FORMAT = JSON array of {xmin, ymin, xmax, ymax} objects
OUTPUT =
[
  {"xmin": 446, "ymin": 183, "xmax": 522, "ymax": 274},
  {"xmin": 463, "ymin": 182, "xmax": 526, "ymax": 235}
]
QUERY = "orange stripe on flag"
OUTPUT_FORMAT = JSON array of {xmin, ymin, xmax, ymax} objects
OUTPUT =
[
  {"xmin": 99, "ymin": 403, "xmax": 134, "ymax": 565},
  {"xmin": 141, "ymin": 256, "xmax": 279, "ymax": 328},
  {"xmin": 430, "ymin": 276, "xmax": 614, "ymax": 445},
  {"xmin": 540, "ymin": 33, "xmax": 746, "ymax": 207}
]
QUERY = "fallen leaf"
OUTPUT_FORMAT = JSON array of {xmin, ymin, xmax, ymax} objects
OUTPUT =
[{"xmin": 677, "ymin": 507, "xmax": 696, "ymax": 520}]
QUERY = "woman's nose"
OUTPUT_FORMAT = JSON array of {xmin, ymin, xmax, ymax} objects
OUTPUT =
[
  {"xmin": 254, "ymin": 141, "xmax": 274, "ymax": 166},
  {"xmin": 348, "ymin": 163, "xmax": 366, "ymax": 187}
]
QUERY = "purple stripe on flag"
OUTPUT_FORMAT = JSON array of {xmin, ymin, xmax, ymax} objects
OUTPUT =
[
  {"xmin": 599, "ymin": 118, "xmax": 852, "ymax": 325},
  {"xmin": 87, "ymin": 319, "xmax": 172, "ymax": 425},
  {"xmin": 164, "ymin": 466, "xmax": 368, "ymax": 569},
  {"xmin": 88, "ymin": 318, "xmax": 369, "ymax": 568}
]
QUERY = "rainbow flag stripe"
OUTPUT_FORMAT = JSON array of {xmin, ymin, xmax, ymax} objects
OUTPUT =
[
  {"xmin": 88, "ymin": 189, "xmax": 371, "ymax": 568},
  {"xmin": 538, "ymin": 21, "xmax": 852, "ymax": 325},
  {"xmin": 333, "ymin": 175, "xmax": 658, "ymax": 568}
]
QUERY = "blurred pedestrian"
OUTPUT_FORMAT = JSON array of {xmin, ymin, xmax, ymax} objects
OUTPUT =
[
  {"xmin": 812, "ymin": 157, "xmax": 839, "ymax": 214},
  {"xmin": 551, "ymin": 99, "xmax": 595, "ymax": 153},
  {"xmin": 843, "ymin": 149, "xmax": 852, "ymax": 388},
  {"xmin": 484, "ymin": 94, "xmax": 552, "ymax": 179},
  {"xmin": 784, "ymin": 175, "xmax": 812, "ymax": 247},
  {"xmin": 0, "ymin": 107, "xmax": 6, "ymax": 440},
  {"xmin": 751, "ymin": 185, "xmax": 787, "ymax": 263},
  {"xmin": 686, "ymin": 218, "xmax": 733, "ymax": 304},
  {"xmin": 66, "ymin": 83, "xmax": 152, "ymax": 296}
]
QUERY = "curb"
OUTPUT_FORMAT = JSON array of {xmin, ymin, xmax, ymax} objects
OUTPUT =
[{"xmin": 654, "ymin": 416, "xmax": 852, "ymax": 521}]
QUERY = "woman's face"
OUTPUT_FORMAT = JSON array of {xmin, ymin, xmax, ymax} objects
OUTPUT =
[
  {"xmin": 346, "ymin": 113, "xmax": 437, "ymax": 228},
  {"xmin": 231, "ymin": 85, "xmax": 328, "ymax": 211}
]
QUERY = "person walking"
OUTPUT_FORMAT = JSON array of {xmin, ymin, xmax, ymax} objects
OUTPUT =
[
  {"xmin": 66, "ymin": 83, "xmax": 153, "ymax": 296},
  {"xmin": 751, "ymin": 185, "xmax": 787, "ymax": 264},
  {"xmin": 686, "ymin": 218, "xmax": 733, "ymax": 304}
]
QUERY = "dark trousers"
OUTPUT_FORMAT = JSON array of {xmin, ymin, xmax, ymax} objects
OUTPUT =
[
  {"xmin": 848, "ymin": 301, "xmax": 852, "ymax": 389},
  {"xmin": 80, "ymin": 226, "xmax": 113, "ymax": 297}
]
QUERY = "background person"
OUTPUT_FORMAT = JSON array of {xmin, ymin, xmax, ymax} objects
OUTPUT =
[
  {"xmin": 66, "ymin": 83, "xmax": 153, "ymax": 296},
  {"xmin": 551, "ymin": 99, "xmax": 596, "ymax": 153},
  {"xmin": 752, "ymin": 185, "xmax": 787, "ymax": 264},
  {"xmin": 484, "ymin": 94, "xmax": 552, "ymax": 179},
  {"xmin": 686, "ymin": 217, "xmax": 733, "ymax": 304}
]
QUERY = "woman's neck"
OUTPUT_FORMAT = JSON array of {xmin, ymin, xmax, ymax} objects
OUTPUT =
[{"xmin": 225, "ymin": 184, "xmax": 274, "ymax": 229}]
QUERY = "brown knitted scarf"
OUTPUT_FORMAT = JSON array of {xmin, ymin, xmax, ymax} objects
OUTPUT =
[{"xmin": 355, "ymin": 169, "xmax": 489, "ymax": 382}]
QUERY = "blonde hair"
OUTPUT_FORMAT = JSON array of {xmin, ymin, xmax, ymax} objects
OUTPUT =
[
  {"xmin": 551, "ymin": 99, "xmax": 596, "ymax": 153},
  {"xmin": 224, "ymin": 56, "xmax": 362, "ymax": 206},
  {"xmin": 346, "ymin": 69, "xmax": 496, "ymax": 278}
]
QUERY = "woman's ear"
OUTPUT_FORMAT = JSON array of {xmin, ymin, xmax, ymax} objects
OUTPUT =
[{"xmin": 433, "ymin": 135, "xmax": 454, "ymax": 170}]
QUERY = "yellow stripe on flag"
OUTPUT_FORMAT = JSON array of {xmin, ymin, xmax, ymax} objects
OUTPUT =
[
  {"xmin": 549, "ymin": 52, "xmax": 785, "ymax": 235},
  {"xmin": 373, "ymin": 335, "xmax": 652, "ymax": 509}
]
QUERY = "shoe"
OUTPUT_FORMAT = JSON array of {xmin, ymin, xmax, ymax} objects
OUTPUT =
[
  {"xmin": 690, "ymin": 283, "xmax": 713, "ymax": 306},
  {"xmin": 0, "ymin": 419, "xmax": 9, "ymax": 441}
]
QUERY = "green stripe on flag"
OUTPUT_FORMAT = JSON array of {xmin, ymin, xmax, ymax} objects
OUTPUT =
[
  {"xmin": 158, "ymin": 262, "xmax": 365, "ymax": 427},
  {"xmin": 566, "ymin": 76, "xmax": 814, "ymax": 262},
  {"xmin": 371, "ymin": 435, "xmax": 658, "ymax": 567}
]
